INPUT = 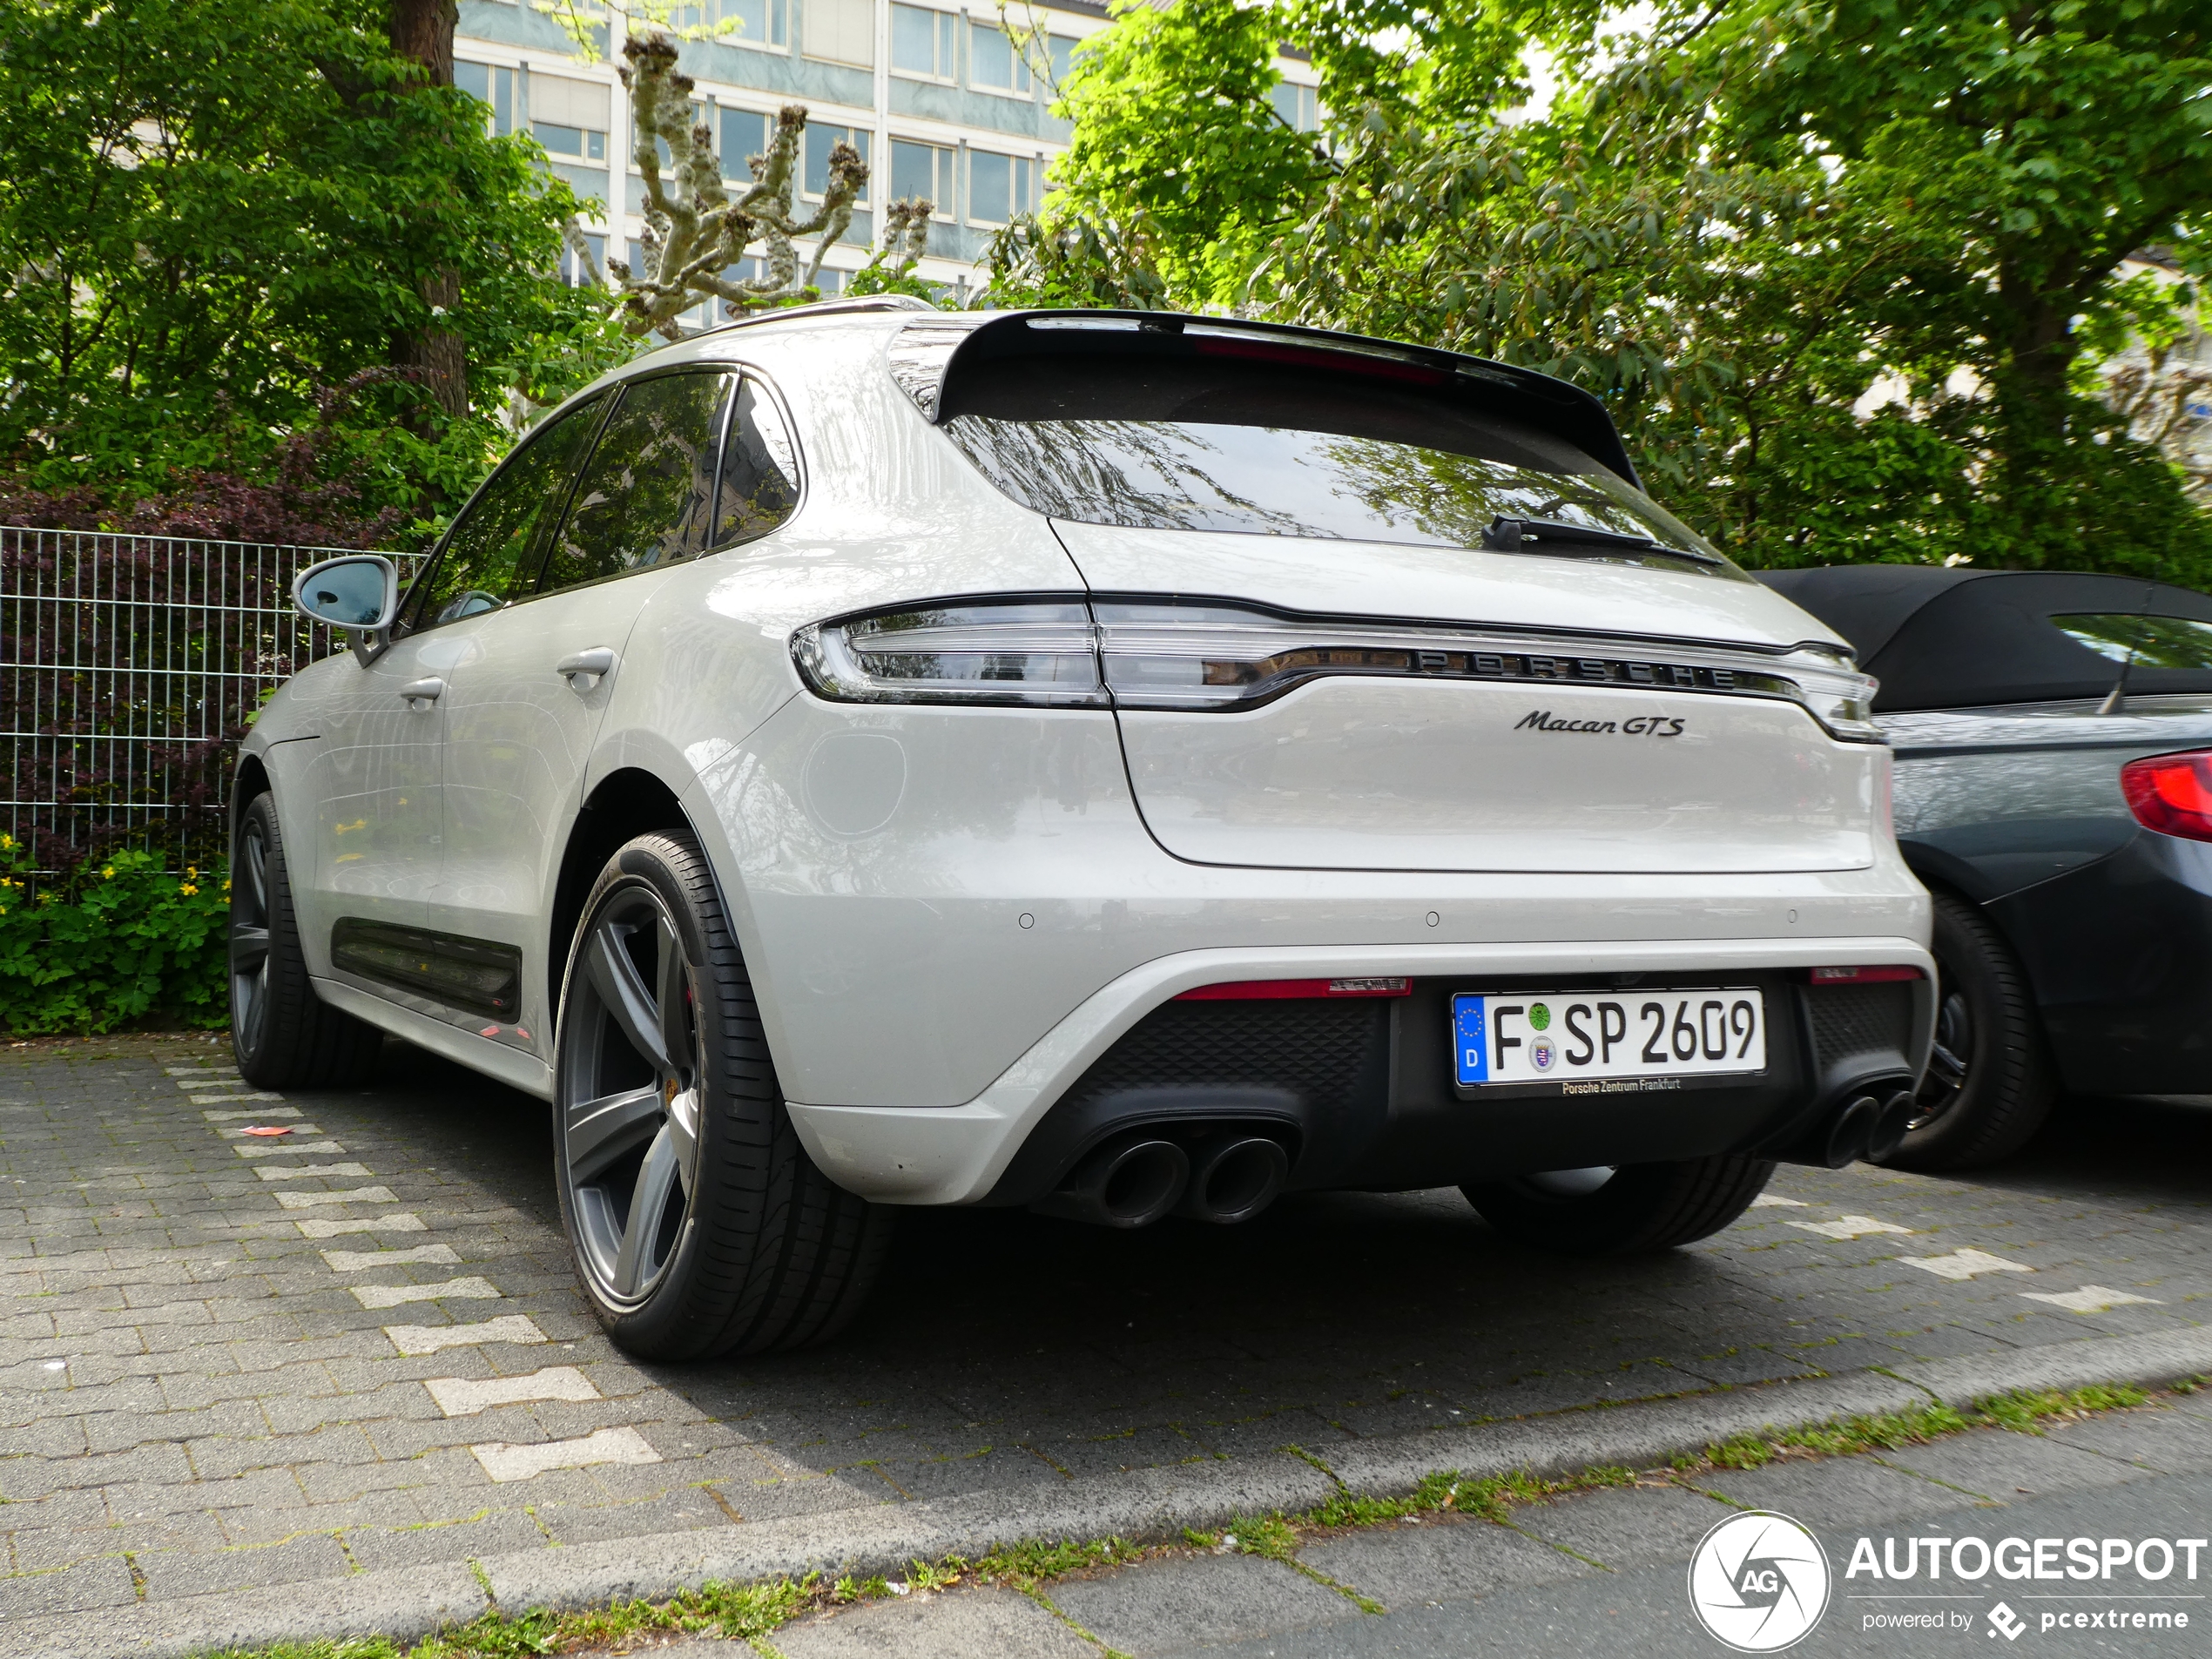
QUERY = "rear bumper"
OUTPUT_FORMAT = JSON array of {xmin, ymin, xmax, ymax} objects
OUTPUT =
[{"xmin": 784, "ymin": 934, "xmax": 1934, "ymax": 1204}]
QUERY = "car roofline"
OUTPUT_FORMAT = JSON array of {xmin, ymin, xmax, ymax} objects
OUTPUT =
[{"xmin": 883, "ymin": 308, "xmax": 1645, "ymax": 489}]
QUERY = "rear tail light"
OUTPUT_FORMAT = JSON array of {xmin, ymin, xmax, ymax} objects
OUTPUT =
[
  {"xmin": 792, "ymin": 597, "xmax": 1883, "ymax": 738},
  {"xmin": 791, "ymin": 602, "xmax": 1107, "ymax": 708},
  {"xmin": 2122, "ymin": 751, "xmax": 2212, "ymax": 842},
  {"xmin": 1808, "ymin": 966, "xmax": 1923, "ymax": 984},
  {"xmin": 1176, "ymin": 977, "xmax": 1411, "ymax": 1001}
]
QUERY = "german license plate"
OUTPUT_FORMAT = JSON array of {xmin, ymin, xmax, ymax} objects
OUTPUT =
[{"xmin": 1451, "ymin": 989, "xmax": 1766, "ymax": 1088}]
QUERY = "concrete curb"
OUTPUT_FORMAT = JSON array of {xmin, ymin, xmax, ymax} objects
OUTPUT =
[{"xmin": 30, "ymin": 1325, "xmax": 2212, "ymax": 1659}]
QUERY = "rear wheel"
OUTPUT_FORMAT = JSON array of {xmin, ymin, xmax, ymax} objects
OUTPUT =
[
  {"xmin": 229, "ymin": 793, "xmax": 382, "ymax": 1089},
  {"xmin": 1878, "ymin": 890, "xmax": 2057, "ymax": 1171},
  {"xmin": 554, "ymin": 831, "xmax": 893, "ymax": 1359},
  {"xmin": 1462, "ymin": 1155, "xmax": 1775, "ymax": 1255}
]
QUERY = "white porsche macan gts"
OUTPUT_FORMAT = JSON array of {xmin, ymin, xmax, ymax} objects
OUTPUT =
[{"xmin": 240, "ymin": 299, "xmax": 1933, "ymax": 1358}]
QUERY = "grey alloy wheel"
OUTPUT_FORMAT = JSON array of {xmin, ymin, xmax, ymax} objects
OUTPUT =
[
  {"xmin": 557, "ymin": 882, "xmax": 705, "ymax": 1310},
  {"xmin": 229, "ymin": 815, "xmax": 272, "ymax": 1057},
  {"xmin": 228, "ymin": 791, "xmax": 381, "ymax": 1089},
  {"xmin": 553, "ymin": 832, "xmax": 894, "ymax": 1359}
]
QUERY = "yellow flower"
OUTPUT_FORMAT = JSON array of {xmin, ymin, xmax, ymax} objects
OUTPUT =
[
  {"xmin": 179, "ymin": 883, "xmax": 199, "ymax": 896},
  {"xmin": 100, "ymin": 867, "xmax": 113, "ymax": 880}
]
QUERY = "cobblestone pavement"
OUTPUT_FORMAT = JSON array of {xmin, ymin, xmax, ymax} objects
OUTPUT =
[
  {"xmin": 2, "ymin": 1034, "xmax": 2208, "ymax": 1642},
  {"xmin": 759, "ymin": 1394, "xmax": 2212, "ymax": 1656}
]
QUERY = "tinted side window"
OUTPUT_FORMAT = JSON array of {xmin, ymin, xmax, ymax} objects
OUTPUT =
[
  {"xmin": 405, "ymin": 395, "xmax": 604, "ymax": 631},
  {"xmin": 540, "ymin": 371, "xmax": 735, "ymax": 593},
  {"xmin": 713, "ymin": 378, "xmax": 799, "ymax": 547}
]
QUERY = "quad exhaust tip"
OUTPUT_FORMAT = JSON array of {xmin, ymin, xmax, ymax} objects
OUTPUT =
[
  {"xmin": 1176, "ymin": 1136, "xmax": 1290, "ymax": 1225},
  {"xmin": 1039, "ymin": 1128, "xmax": 1293, "ymax": 1228},
  {"xmin": 1817, "ymin": 1089, "xmax": 1918, "ymax": 1169},
  {"xmin": 1037, "ymin": 1137, "xmax": 1190, "ymax": 1229}
]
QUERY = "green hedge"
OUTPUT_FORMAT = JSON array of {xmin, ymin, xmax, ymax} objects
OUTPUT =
[{"xmin": 0, "ymin": 839, "xmax": 229, "ymax": 1034}]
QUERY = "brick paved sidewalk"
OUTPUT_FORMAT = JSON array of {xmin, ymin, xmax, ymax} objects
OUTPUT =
[
  {"xmin": 757, "ymin": 1394, "xmax": 2212, "ymax": 1657},
  {"xmin": 1, "ymin": 1035, "xmax": 2206, "ymax": 1645}
]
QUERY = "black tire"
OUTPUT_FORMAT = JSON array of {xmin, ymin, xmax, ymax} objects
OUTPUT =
[
  {"xmin": 1462, "ymin": 1155, "xmax": 1776, "ymax": 1256},
  {"xmin": 554, "ymin": 830, "xmax": 893, "ymax": 1359},
  {"xmin": 1878, "ymin": 889, "xmax": 2058, "ymax": 1171},
  {"xmin": 229, "ymin": 792, "xmax": 383, "ymax": 1089}
]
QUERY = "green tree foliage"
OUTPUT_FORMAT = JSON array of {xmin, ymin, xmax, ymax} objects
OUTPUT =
[
  {"xmin": 1697, "ymin": 0, "xmax": 2212, "ymax": 575},
  {"xmin": 1047, "ymin": 0, "xmax": 1331, "ymax": 304},
  {"xmin": 1024, "ymin": 0, "xmax": 2212, "ymax": 582},
  {"xmin": 0, "ymin": 0, "xmax": 623, "ymax": 540}
]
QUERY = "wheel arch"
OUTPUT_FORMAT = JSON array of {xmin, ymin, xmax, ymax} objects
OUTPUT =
[
  {"xmin": 1900, "ymin": 842, "xmax": 2047, "ymax": 1010},
  {"xmin": 1898, "ymin": 837, "xmax": 2003, "ymax": 907},
  {"xmin": 546, "ymin": 766, "xmax": 696, "ymax": 1016},
  {"xmin": 231, "ymin": 752, "xmax": 272, "ymax": 849}
]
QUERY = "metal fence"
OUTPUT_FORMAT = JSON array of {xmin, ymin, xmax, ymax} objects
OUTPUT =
[{"xmin": 0, "ymin": 527, "xmax": 418, "ymax": 870}]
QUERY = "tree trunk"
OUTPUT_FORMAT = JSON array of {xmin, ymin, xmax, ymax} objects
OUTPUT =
[
  {"xmin": 388, "ymin": 0, "xmax": 468, "ymax": 422},
  {"xmin": 388, "ymin": 0, "xmax": 457, "ymax": 88},
  {"xmin": 1992, "ymin": 257, "xmax": 2080, "ymax": 553}
]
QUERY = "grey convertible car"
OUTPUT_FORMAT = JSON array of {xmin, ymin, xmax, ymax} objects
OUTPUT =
[{"xmin": 1760, "ymin": 566, "xmax": 2212, "ymax": 1170}]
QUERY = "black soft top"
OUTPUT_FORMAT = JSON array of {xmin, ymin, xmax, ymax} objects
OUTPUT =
[{"xmin": 1756, "ymin": 566, "xmax": 2212, "ymax": 711}]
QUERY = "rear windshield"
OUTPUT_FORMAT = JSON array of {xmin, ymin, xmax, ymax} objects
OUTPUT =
[
  {"xmin": 2053, "ymin": 613, "xmax": 2212, "ymax": 671},
  {"xmin": 938, "ymin": 353, "xmax": 1734, "ymax": 576}
]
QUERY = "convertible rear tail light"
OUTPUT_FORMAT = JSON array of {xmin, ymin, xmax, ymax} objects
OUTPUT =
[
  {"xmin": 1176, "ymin": 977, "xmax": 1411, "ymax": 1001},
  {"xmin": 2121, "ymin": 750, "xmax": 2212, "ymax": 842},
  {"xmin": 1808, "ymin": 965, "xmax": 1923, "ymax": 984},
  {"xmin": 792, "ymin": 597, "xmax": 1882, "ymax": 738}
]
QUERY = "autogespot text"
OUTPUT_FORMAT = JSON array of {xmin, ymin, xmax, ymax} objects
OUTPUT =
[{"xmin": 1850, "ymin": 1534, "xmax": 2203, "ymax": 1635}]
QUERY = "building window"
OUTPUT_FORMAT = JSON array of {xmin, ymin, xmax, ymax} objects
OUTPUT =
[
  {"xmin": 561, "ymin": 233, "xmax": 606, "ymax": 288},
  {"xmin": 718, "ymin": 259, "xmax": 767, "ymax": 320},
  {"xmin": 724, "ymin": 0, "xmax": 789, "ymax": 48},
  {"xmin": 531, "ymin": 72, "xmax": 612, "ymax": 162},
  {"xmin": 968, "ymin": 150, "xmax": 1039, "ymax": 225},
  {"xmin": 720, "ymin": 107, "xmax": 771, "ymax": 179},
  {"xmin": 1271, "ymin": 81, "xmax": 1320, "ymax": 132},
  {"xmin": 642, "ymin": 100, "xmax": 706, "ymax": 172},
  {"xmin": 536, "ymin": 122, "xmax": 607, "ymax": 162},
  {"xmin": 661, "ymin": 0, "xmax": 787, "ymax": 46},
  {"xmin": 455, "ymin": 61, "xmax": 516, "ymax": 136},
  {"xmin": 804, "ymin": 125, "xmax": 871, "ymax": 203},
  {"xmin": 891, "ymin": 4, "xmax": 956, "ymax": 79},
  {"xmin": 890, "ymin": 139, "xmax": 956, "ymax": 218},
  {"xmin": 1047, "ymin": 33, "xmax": 1078, "ymax": 89},
  {"xmin": 969, "ymin": 22, "xmax": 1031, "ymax": 95},
  {"xmin": 803, "ymin": 0, "xmax": 874, "ymax": 67}
]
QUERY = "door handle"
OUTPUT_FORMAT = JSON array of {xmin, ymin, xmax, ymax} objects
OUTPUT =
[
  {"xmin": 400, "ymin": 678, "xmax": 444, "ymax": 711},
  {"xmin": 556, "ymin": 647, "xmax": 617, "ymax": 690}
]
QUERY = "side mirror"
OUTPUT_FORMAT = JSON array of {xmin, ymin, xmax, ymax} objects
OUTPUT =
[{"xmin": 292, "ymin": 555, "xmax": 399, "ymax": 664}]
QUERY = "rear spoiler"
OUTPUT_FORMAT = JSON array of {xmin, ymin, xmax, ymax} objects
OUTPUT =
[{"xmin": 885, "ymin": 309, "xmax": 1642, "ymax": 489}]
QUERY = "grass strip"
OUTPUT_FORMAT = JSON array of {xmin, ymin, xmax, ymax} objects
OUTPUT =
[{"xmin": 196, "ymin": 1378, "xmax": 2195, "ymax": 1659}]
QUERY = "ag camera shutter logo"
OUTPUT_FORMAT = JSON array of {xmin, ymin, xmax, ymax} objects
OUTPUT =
[{"xmin": 1688, "ymin": 1511, "xmax": 1831, "ymax": 1650}]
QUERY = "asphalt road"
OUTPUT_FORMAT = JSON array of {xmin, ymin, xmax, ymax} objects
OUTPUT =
[{"xmin": 3, "ymin": 1031, "xmax": 2209, "ymax": 1652}]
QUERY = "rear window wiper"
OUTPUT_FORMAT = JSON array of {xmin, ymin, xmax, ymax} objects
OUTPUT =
[{"xmin": 1482, "ymin": 516, "xmax": 1723, "ymax": 567}]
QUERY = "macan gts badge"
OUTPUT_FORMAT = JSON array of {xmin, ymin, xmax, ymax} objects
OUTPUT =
[{"xmin": 238, "ymin": 300, "xmax": 1934, "ymax": 1359}]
